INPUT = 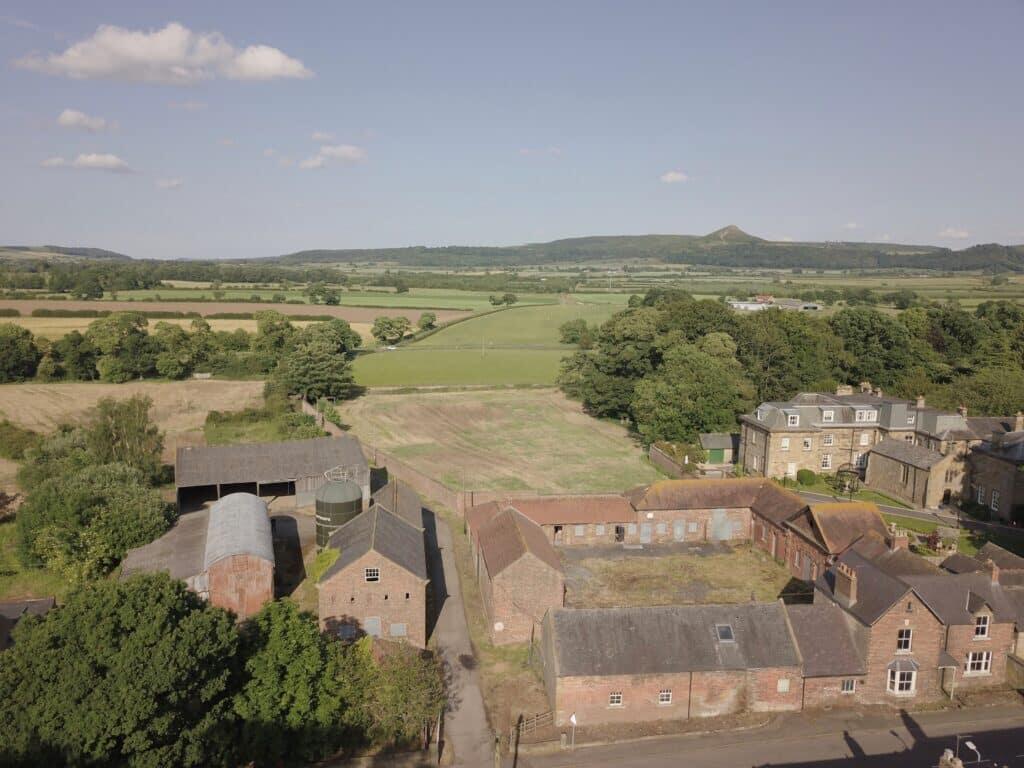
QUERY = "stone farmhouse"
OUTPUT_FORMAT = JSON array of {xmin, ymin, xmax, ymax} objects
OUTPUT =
[
  {"xmin": 318, "ymin": 483, "xmax": 429, "ymax": 648},
  {"xmin": 737, "ymin": 384, "xmax": 1021, "ymax": 518},
  {"xmin": 969, "ymin": 430, "xmax": 1024, "ymax": 521},
  {"xmin": 122, "ymin": 492, "xmax": 275, "ymax": 619}
]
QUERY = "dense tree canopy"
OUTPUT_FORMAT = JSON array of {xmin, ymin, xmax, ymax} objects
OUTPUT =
[{"xmin": 0, "ymin": 323, "xmax": 41, "ymax": 382}]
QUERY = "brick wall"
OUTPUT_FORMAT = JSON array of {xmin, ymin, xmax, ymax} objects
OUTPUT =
[
  {"xmin": 802, "ymin": 675, "xmax": 866, "ymax": 708},
  {"xmin": 745, "ymin": 667, "xmax": 804, "ymax": 713},
  {"xmin": 207, "ymin": 554, "xmax": 274, "ymax": 619},
  {"xmin": 552, "ymin": 672, "xmax": 692, "ymax": 726},
  {"xmin": 944, "ymin": 620, "xmax": 1016, "ymax": 690},
  {"xmin": 318, "ymin": 550, "xmax": 428, "ymax": 647},
  {"xmin": 856, "ymin": 592, "xmax": 945, "ymax": 704},
  {"xmin": 486, "ymin": 555, "xmax": 564, "ymax": 645}
]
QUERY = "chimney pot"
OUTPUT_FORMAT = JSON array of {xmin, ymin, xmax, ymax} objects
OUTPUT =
[
  {"xmin": 834, "ymin": 561, "xmax": 858, "ymax": 605},
  {"xmin": 916, "ymin": 394, "xmax": 926, "ymax": 409},
  {"xmin": 1015, "ymin": 411, "xmax": 1024, "ymax": 432},
  {"xmin": 989, "ymin": 559, "xmax": 1000, "ymax": 585}
]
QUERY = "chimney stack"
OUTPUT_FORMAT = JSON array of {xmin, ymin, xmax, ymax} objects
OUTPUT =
[
  {"xmin": 988, "ymin": 559, "xmax": 1000, "ymax": 586},
  {"xmin": 834, "ymin": 561, "xmax": 858, "ymax": 606},
  {"xmin": 1015, "ymin": 411, "xmax": 1024, "ymax": 432},
  {"xmin": 859, "ymin": 381, "xmax": 872, "ymax": 394},
  {"xmin": 888, "ymin": 523, "xmax": 908, "ymax": 552},
  {"xmin": 835, "ymin": 384, "xmax": 854, "ymax": 396},
  {"xmin": 873, "ymin": 387, "xmax": 883, "ymax": 398},
  {"xmin": 957, "ymin": 404, "xmax": 968, "ymax": 418},
  {"xmin": 916, "ymin": 394, "xmax": 926, "ymax": 409}
]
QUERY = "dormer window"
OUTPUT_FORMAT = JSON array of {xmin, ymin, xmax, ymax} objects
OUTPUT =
[
  {"xmin": 787, "ymin": 414, "xmax": 800, "ymax": 427},
  {"xmin": 855, "ymin": 409, "xmax": 877, "ymax": 423},
  {"xmin": 715, "ymin": 624, "xmax": 735, "ymax": 642},
  {"xmin": 756, "ymin": 409, "xmax": 765, "ymax": 421},
  {"xmin": 822, "ymin": 410, "xmax": 834, "ymax": 423},
  {"xmin": 974, "ymin": 615, "xmax": 989, "ymax": 638},
  {"xmin": 907, "ymin": 414, "xmax": 915, "ymax": 425}
]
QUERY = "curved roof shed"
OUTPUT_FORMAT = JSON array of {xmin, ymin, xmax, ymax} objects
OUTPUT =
[{"xmin": 204, "ymin": 492, "xmax": 274, "ymax": 570}]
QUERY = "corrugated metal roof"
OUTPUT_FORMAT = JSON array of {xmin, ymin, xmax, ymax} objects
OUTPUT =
[
  {"xmin": 203, "ymin": 493, "xmax": 274, "ymax": 570},
  {"xmin": 176, "ymin": 435, "xmax": 367, "ymax": 489},
  {"xmin": 320, "ymin": 507, "xmax": 427, "ymax": 582},
  {"xmin": 547, "ymin": 602, "xmax": 799, "ymax": 677},
  {"xmin": 477, "ymin": 508, "xmax": 563, "ymax": 578}
]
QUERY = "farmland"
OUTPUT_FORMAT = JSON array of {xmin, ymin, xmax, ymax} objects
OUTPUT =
[
  {"xmin": 338, "ymin": 388, "xmax": 660, "ymax": 493},
  {"xmin": 0, "ymin": 379, "xmax": 264, "ymax": 466}
]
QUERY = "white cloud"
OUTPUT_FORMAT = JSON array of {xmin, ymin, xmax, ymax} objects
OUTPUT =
[
  {"xmin": 57, "ymin": 108, "xmax": 110, "ymax": 132},
  {"xmin": 300, "ymin": 143, "xmax": 367, "ymax": 170},
  {"xmin": 938, "ymin": 227, "xmax": 969, "ymax": 240},
  {"xmin": 156, "ymin": 177, "xmax": 183, "ymax": 190},
  {"xmin": 169, "ymin": 100, "xmax": 206, "ymax": 111},
  {"xmin": 843, "ymin": 221, "xmax": 859, "ymax": 230},
  {"xmin": 42, "ymin": 153, "xmax": 132, "ymax": 173},
  {"xmin": 311, "ymin": 131, "xmax": 334, "ymax": 142},
  {"xmin": 659, "ymin": 170, "xmax": 688, "ymax": 184},
  {"xmin": 15, "ymin": 22, "xmax": 312, "ymax": 84}
]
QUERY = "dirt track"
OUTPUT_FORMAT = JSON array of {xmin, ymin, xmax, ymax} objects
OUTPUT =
[{"xmin": 0, "ymin": 299, "xmax": 470, "ymax": 325}]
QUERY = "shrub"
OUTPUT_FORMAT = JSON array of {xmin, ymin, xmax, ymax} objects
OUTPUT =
[
  {"xmin": 0, "ymin": 421, "xmax": 41, "ymax": 461},
  {"xmin": 796, "ymin": 469, "xmax": 817, "ymax": 486},
  {"xmin": 0, "ymin": 308, "xmax": 19, "ymax": 317}
]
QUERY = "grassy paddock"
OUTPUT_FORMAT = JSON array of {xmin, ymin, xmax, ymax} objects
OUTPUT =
[
  {"xmin": 415, "ymin": 302, "xmax": 617, "ymax": 348},
  {"xmin": 354, "ymin": 348, "xmax": 567, "ymax": 387}
]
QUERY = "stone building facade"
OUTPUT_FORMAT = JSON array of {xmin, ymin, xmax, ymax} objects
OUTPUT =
[{"xmin": 969, "ymin": 430, "xmax": 1024, "ymax": 522}]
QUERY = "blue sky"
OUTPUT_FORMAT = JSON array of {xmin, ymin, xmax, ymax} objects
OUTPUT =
[{"xmin": 1, "ymin": 1, "xmax": 1022, "ymax": 260}]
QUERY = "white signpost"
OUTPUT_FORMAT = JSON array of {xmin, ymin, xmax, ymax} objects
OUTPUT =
[{"xmin": 569, "ymin": 712, "xmax": 577, "ymax": 750}]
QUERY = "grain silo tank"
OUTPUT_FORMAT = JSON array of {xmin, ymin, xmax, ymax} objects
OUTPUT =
[{"xmin": 315, "ymin": 480, "xmax": 363, "ymax": 548}]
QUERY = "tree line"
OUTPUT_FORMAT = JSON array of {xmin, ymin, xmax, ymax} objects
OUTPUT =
[{"xmin": 559, "ymin": 290, "xmax": 1024, "ymax": 447}]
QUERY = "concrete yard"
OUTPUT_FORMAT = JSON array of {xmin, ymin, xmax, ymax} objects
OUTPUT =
[{"xmin": 561, "ymin": 542, "xmax": 800, "ymax": 608}]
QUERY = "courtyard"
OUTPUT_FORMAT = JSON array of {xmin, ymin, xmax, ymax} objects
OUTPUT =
[{"xmin": 561, "ymin": 542, "xmax": 802, "ymax": 609}]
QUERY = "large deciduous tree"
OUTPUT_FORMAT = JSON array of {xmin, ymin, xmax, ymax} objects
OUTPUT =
[
  {"xmin": 0, "ymin": 323, "xmax": 41, "ymax": 382},
  {"xmin": 0, "ymin": 575, "xmax": 240, "ymax": 767}
]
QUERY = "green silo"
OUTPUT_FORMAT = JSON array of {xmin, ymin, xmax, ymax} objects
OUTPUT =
[{"xmin": 315, "ymin": 480, "xmax": 363, "ymax": 548}]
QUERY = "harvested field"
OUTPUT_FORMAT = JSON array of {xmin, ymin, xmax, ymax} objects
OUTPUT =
[
  {"xmin": 0, "ymin": 298, "xmax": 470, "ymax": 326},
  {"xmin": 561, "ymin": 543, "xmax": 796, "ymax": 608},
  {"xmin": 5, "ymin": 315, "xmax": 374, "ymax": 343},
  {"xmin": 0, "ymin": 380, "xmax": 264, "ymax": 463},
  {"xmin": 339, "ymin": 388, "xmax": 659, "ymax": 494}
]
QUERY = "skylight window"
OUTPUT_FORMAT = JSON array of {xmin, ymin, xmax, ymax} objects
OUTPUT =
[{"xmin": 715, "ymin": 624, "xmax": 735, "ymax": 642}]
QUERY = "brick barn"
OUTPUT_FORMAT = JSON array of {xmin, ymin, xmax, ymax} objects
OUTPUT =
[
  {"xmin": 540, "ymin": 602, "xmax": 802, "ymax": 726},
  {"xmin": 469, "ymin": 495, "xmax": 637, "ymax": 547},
  {"xmin": 121, "ymin": 492, "xmax": 275, "ymax": 619},
  {"xmin": 318, "ymin": 503, "xmax": 429, "ymax": 647},
  {"xmin": 468, "ymin": 505, "xmax": 564, "ymax": 645},
  {"xmin": 783, "ymin": 502, "xmax": 890, "ymax": 581}
]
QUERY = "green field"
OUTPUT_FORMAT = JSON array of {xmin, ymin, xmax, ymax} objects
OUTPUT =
[
  {"xmin": 417, "ymin": 302, "xmax": 617, "ymax": 348},
  {"xmin": 353, "ymin": 348, "xmax": 567, "ymax": 387}
]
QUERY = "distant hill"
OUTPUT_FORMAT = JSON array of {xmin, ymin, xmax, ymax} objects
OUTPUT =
[
  {"xmin": 275, "ymin": 228, "xmax": 1024, "ymax": 272},
  {"xmin": 0, "ymin": 245, "xmax": 131, "ymax": 262}
]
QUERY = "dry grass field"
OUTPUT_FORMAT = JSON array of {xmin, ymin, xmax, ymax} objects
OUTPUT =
[
  {"xmin": 339, "ymin": 388, "xmax": 660, "ymax": 493},
  {"xmin": 5, "ymin": 315, "xmax": 374, "ymax": 343},
  {"xmin": 562, "ymin": 543, "xmax": 796, "ymax": 608},
  {"xmin": 0, "ymin": 298, "xmax": 470, "ymax": 325},
  {"xmin": 0, "ymin": 380, "xmax": 264, "ymax": 465}
]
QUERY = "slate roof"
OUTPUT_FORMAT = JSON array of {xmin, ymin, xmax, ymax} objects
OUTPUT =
[
  {"xmin": 869, "ymin": 438, "xmax": 946, "ymax": 470},
  {"xmin": 941, "ymin": 553, "xmax": 988, "ymax": 574},
  {"xmin": 545, "ymin": 602, "xmax": 799, "ymax": 678},
  {"xmin": 121, "ymin": 508, "xmax": 210, "ymax": 581},
  {"xmin": 788, "ymin": 502, "xmax": 888, "ymax": 556},
  {"xmin": 976, "ymin": 542, "xmax": 1024, "ymax": 571},
  {"xmin": 743, "ymin": 393, "xmax": 919, "ymax": 432},
  {"xmin": 785, "ymin": 601, "xmax": 867, "ymax": 677},
  {"xmin": 320, "ymin": 507, "xmax": 427, "ymax": 583},
  {"xmin": 0, "ymin": 597, "xmax": 55, "ymax": 650},
  {"xmin": 699, "ymin": 432, "xmax": 739, "ymax": 452},
  {"xmin": 176, "ymin": 435, "xmax": 367, "ymax": 489},
  {"xmin": 371, "ymin": 479, "xmax": 423, "ymax": 530},
  {"xmin": 816, "ymin": 550, "xmax": 913, "ymax": 626},
  {"xmin": 476, "ymin": 508, "xmax": 562, "ymax": 578},
  {"xmin": 203, "ymin": 493, "xmax": 274, "ymax": 570},
  {"xmin": 902, "ymin": 572, "xmax": 1019, "ymax": 625},
  {"xmin": 625, "ymin": 479, "xmax": 806, "ymax": 526}
]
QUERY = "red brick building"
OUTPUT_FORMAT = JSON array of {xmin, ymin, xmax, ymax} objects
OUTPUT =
[
  {"xmin": 470, "ymin": 506, "xmax": 564, "ymax": 645},
  {"xmin": 540, "ymin": 603, "xmax": 803, "ymax": 726},
  {"xmin": 782, "ymin": 502, "xmax": 890, "ymax": 582},
  {"xmin": 468, "ymin": 495, "xmax": 637, "ymax": 547},
  {"xmin": 318, "ymin": 505, "xmax": 429, "ymax": 647}
]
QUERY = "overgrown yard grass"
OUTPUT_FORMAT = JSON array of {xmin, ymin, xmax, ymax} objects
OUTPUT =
[
  {"xmin": 563, "ymin": 544, "xmax": 797, "ymax": 608},
  {"xmin": 339, "ymin": 388, "xmax": 659, "ymax": 494},
  {"xmin": 0, "ymin": 521, "xmax": 69, "ymax": 602}
]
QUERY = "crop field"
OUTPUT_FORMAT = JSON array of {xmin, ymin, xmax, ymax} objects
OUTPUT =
[
  {"xmin": 338, "ymin": 388, "xmax": 660, "ymax": 493},
  {"xmin": 0, "ymin": 380, "xmax": 264, "ymax": 464},
  {"xmin": 353, "ymin": 348, "xmax": 567, "ymax": 387},
  {"xmin": 0, "ymin": 298, "xmax": 470, "ymax": 325},
  {"xmin": 416, "ymin": 302, "xmax": 616, "ymax": 348}
]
